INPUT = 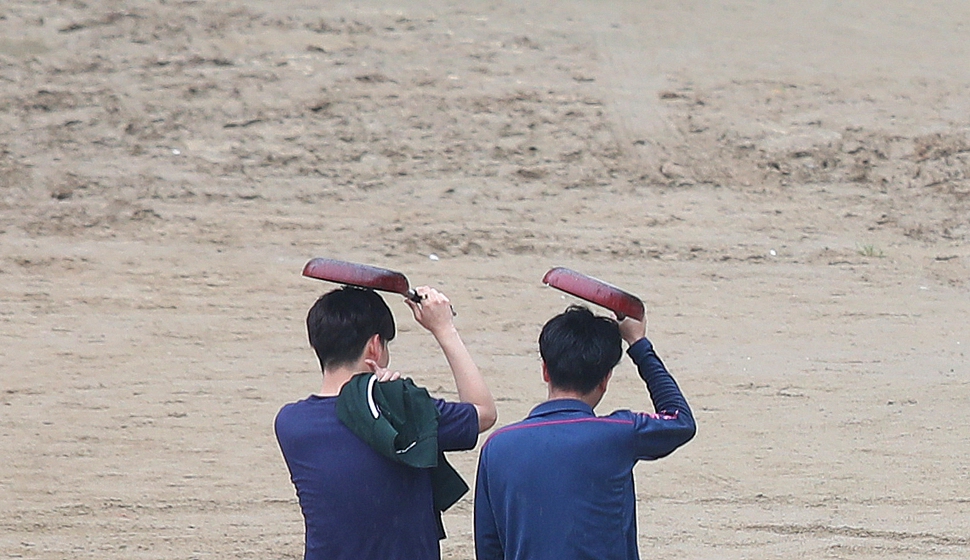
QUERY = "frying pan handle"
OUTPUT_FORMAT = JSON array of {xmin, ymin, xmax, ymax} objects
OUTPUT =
[{"xmin": 406, "ymin": 289, "xmax": 456, "ymax": 316}]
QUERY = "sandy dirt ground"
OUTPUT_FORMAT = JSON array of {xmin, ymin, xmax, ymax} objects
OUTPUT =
[{"xmin": 2, "ymin": 0, "xmax": 969, "ymax": 558}]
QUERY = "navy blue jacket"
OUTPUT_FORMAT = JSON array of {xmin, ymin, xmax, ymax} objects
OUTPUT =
[{"xmin": 474, "ymin": 338, "xmax": 696, "ymax": 560}]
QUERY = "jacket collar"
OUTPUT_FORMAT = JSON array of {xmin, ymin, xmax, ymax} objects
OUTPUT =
[{"xmin": 528, "ymin": 398, "xmax": 595, "ymax": 418}]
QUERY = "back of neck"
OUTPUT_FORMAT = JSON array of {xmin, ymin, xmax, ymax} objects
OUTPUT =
[{"xmin": 318, "ymin": 362, "xmax": 367, "ymax": 396}]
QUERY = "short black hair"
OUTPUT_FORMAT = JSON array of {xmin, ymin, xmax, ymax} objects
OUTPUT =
[
  {"xmin": 539, "ymin": 305, "xmax": 622, "ymax": 394},
  {"xmin": 306, "ymin": 286, "xmax": 395, "ymax": 371}
]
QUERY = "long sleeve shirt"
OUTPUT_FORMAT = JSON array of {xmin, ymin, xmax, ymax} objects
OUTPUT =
[{"xmin": 474, "ymin": 337, "xmax": 696, "ymax": 560}]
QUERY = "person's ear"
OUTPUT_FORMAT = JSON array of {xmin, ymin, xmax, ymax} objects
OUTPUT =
[
  {"xmin": 541, "ymin": 361, "xmax": 551, "ymax": 383},
  {"xmin": 364, "ymin": 334, "xmax": 383, "ymax": 360},
  {"xmin": 598, "ymin": 370, "xmax": 613, "ymax": 393}
]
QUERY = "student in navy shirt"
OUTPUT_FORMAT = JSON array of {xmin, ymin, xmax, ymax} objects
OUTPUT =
[
  {"xmin": 275, "ymin": 286, "xmax": 497, "ymax": 560},
  {"xmin": 475, "ymin": 305, "xmax": 696, "ymax": 560}
]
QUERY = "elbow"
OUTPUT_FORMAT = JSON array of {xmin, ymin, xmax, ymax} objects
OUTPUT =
[
  {"xmin": 665, "ymin": 416, "xmax": 697, "ymax": 453},
  {"xmin": 681, "ymin": 416, "xmax": 697, "ymax": 445},
  {"xmin": 656, "ymin": 422, "xmax": 697, "ymax": 459},
  {"xmin": 477, "ymin": 405, "xmax": 498, "ymax": 433}
]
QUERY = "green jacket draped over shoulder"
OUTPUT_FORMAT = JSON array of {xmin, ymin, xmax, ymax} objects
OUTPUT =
[{"xmin": 336, "ymin": 373, "xmax": 469, "ymax": 536}]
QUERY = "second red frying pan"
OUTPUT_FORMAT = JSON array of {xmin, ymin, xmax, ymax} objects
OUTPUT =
[{"xmin": 542, "ymin": 267, "xmax": 645, "ymax": 321}]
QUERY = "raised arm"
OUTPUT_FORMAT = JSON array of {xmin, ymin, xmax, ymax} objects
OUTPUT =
[
  {"xmin": 618, "ymin": 313, "xmax": 690, "ymax": 415},
  {"xmin": 617, "ymin": 313, "xmax": 696, "ymax": 458},
  {"xmin": 407, "ymin": 286, "xmax": 497, "ymax": 432}
]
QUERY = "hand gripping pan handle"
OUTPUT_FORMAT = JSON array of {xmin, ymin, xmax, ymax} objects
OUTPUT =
[
  {"xmin": 302, "ymin": 258, "xmax": 422, "ymax": 303},
  {"xmin": 542, "ymin": 267, "xmax": 645, "ymax": 321}
]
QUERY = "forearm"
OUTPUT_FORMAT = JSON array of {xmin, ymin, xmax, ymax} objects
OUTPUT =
[
  {"xmin": 433, "ymin": 326, "xmax": 497, "ymax": 431},
  {"xmin": 628, "ymin": 338, "xmax": 693, "ymax": 420}
]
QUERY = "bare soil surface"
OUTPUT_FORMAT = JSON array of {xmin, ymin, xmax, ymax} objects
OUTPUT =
[{"xmin": 2, "ymin": 1, "xmax": 968, "ymax": 558}]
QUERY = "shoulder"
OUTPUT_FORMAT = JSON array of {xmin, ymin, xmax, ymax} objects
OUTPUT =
[
  {"xmin": 274, "ymin": 399, "xmax": 303, "ymax": 428},
  {"xmin": 275, "ymin": 396, "xmax": 331, "ymax": 425},
  {"xmin": 275, "ymin": 399, "xmax": 300, "ymax": 419},
  {"xmin": 276, "ymin": 396, "xmax": 312, "ymax": 413},
  {"xmin": 481, "ymin": 417, "xmax": 535, "ymax": 450},
  {"xmin": 603, "ymin": 409, "xmax": 638, "ymax": 421}
]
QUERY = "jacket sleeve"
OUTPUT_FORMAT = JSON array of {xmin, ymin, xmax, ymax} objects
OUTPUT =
[
  {"xmin": 474, "ymin": 449, "xmax": 504, "ymax": 560},
  {"xmin": 627, "ymin": 337, "xmax": 697, "ymax": 460}
]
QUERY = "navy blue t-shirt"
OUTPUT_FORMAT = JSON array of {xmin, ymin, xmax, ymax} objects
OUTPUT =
[{"xmin": 275, "ymin": 393, "xmax": 478, "ymax": 560}]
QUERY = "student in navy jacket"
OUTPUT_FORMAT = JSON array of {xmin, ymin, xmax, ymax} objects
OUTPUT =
[{"xmin": 475, "ymin": 305, "xmax": 696, "ymax": 560}]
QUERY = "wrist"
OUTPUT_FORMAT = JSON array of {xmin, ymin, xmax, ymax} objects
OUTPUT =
[
  {"xmin": 626, "ymin": 337, "xmax": 653, "ymax": 356},
  {"xmin": 430, "ymin": 323, "xmax": 460, "ymax": 341},
  {"xmin": 623, "ymin": 334, "xmax": 646, "ymax": 346}
]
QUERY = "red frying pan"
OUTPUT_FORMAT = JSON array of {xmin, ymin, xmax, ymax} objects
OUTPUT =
[
  {"xmin": 542, "ymin": 267, "xmax": 645, "ymax": 321},
  {"xmin": 302, "ymin": 258, "xmax": 423, "ymax": 303}
]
